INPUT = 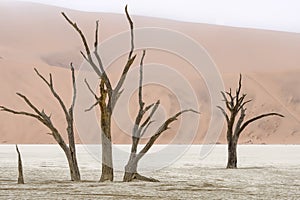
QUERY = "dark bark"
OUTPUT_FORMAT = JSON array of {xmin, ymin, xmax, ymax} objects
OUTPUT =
[
  {"xmin": 123, "ymin": 50, "xmax": 199, "ymax": 182},
  {"xmin": 65, "ymin": 150, "xmax": 80, "ymax": 181},
  {"xmin": 99, "ymin": 125, "xmax": 114, "ymax": 182},
  {"xmin": 99, "ymin": 122, "xmax": 114, "ymax": 181},
  {"xmin": 1, "ymin": 64, "xmax": 81, "ymax": 181},
  {"xmin": 16, "ymin": 145, "xmax": 24, "ymax": 184},
  {"xmin": 62, "ymin": 6, "xmax": 136, "ymax": 182},
  {"xmin": 123, "ymin": 157, "xmax": 138, "ymax": 182},
  {"xmin": 218, "ymin": 74, "xmax": 284, "ymax": 169},
  {"xmin": 226, "ymin": 138, "xmax": 238, "ymax": 168},
  {"xmin": 123, "ymin": 156, "xmax": 159, "ymax": 182},
  {"xmin": 99, "ymin": 81, "xmax": 113, "ymax": 181}
]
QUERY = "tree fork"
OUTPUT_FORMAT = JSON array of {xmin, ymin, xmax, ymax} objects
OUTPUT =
[
  {"xmin": 123, "ymin": 50, "xmax": 199, "ymax": 182},
  {"xmin": 62, "ymin": 5, "xmax": 137, "ymax": 182},
  {"xmin": 218, "ymin": 74, "xmax": 284, "ymax": 169}
]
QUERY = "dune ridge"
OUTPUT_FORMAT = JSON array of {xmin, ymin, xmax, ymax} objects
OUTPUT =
[{"xmin": 0, "ymin": 1, "xmax": 299, "ymax": 144}]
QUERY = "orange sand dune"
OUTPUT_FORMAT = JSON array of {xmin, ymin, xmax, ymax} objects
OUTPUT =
[{"xmin": 0, "ymin": 1, "xmax": 299, "ymax": 144}]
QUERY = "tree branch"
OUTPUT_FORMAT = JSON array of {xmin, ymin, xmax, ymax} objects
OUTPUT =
[
  {"xmin": 239, "ymin": 112, "xmax": 284, "ymax": 136},
  {"xmin": 34, "ymin": 68, "xmax": 70, "ymax": 121},
  {"xmin": 138, "ymin": 50, "xmax": 146, "ymax": 110},
  {"xmin": 93, "ymin": 20, "xmax": 113, "ymax": 93},
  {"xmin": 125, "ymin": 5, "xmax": 134, "ymax": 60},
  {"xmin": 84, "ymin": 78, "xmax": 100, "ymax": 112},
  {"xmin": 136, "ymin": 109, "xmax": 199, "ymax": 161},
  {"xmin": 70, "ymin": 63, "xmax": 76, "ymax": 113},
  {"xmin": 132, "ymin": 50, "xmax": 147, "ymax": 138},
  {"xmin": 217, "ymin": 106, "xmax": 229, "ymax": 123},
  {"xmin": 234, "ymin": 107, "xmax": 246, "ymax": 137},
  {"xmin": 140, "ymin": 120, "xmax": 154, "ymax": 138},
  {"xmin": 139, "ymin": 100, "xmax": 160, "ymax": 131},
  {"xmin": 0, "ymin": 104, "xmax": 66, "ymax": 151},
  {"xmin": 237, "ymin": 99, "xmax": 252, "ymax": 112},
  {"xmin": 85, "ymin": 101, "xmax": 99, "ymax": 112},
  {"xmin": 0, "ymin": 106, "xmax": 42, "ymax": 121},
  {"xmin": 62, "ymin": 12, "xmax": 102, "ymax": 77},
  {"xmin": 236, "ymin": 73, "xmax": 242, "ymax": 105},
  {"xmin": 221, "ymin": 91, "xmax": 232, "ymax": 110},
  {"xmin": 111, "ymin": 5, "xmax": 137, "ymax": 110},
  {"xmin": 84, "ymin": 78, "xmax": 99, "ymax": 100},
  {"xmin": 16, "ymin": 93, "xmax": 42, "ymax": 116},
  {"xmin": 111, "ymin": 55, "xmax": 136, "ymax": 110}
]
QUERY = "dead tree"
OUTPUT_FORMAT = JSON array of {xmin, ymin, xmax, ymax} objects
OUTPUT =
[
  {"xmin": 1, "ymin": 64, "xmax": 81, "ymax": 181},
  {"xmin": 123, "ymin": 50, "xmax": 199, "ymax": 182},
  {"xmin": 217, "ymin": 74, "xmax": 284, "ymax": 169},
  {"xmin": 16, "ymin": 145, "xmax": 24, "ymax": 184},
  {"xmin": 62, "ymin": 6, "xmax": 136, "ymax": 182}
]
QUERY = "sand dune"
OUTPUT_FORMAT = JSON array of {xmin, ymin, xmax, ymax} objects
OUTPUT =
[{"xmin": 0, "ymin": 1, "xmax": 299, "ymax": 144}]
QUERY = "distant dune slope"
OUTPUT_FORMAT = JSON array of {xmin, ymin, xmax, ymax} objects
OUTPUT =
[{"xmin": 0, "ymin": 1, "xmax": 299, "ymax": 144}]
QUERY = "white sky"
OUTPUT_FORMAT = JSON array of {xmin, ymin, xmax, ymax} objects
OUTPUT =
[{"xmin": 17, "ymin": 0, "xmax": 300, "ymax": 33}]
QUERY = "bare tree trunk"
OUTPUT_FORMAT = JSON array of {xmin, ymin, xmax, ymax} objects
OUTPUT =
[
  {"xmin": 67, "ymin": 91, "xmax": 81, "ymax": 182},
  {"xmin": 123, "ymin": 153, "xmax": 138, "ymax": 182},
  {"xmin": 227, "ymin": 139, "xmax": 238, "ymax": 168},
  {"xmin": 100, "ymin": 114, "xmax": 113, "ymax": 182},
  {"xmin": 124, "ymin": 157, "xmax": 159, "ymax": 182},
  {"xmin": 98, "ymin": 79, "xmax": 114, "ymax": 182},
  {"xmin": 123, "ymin": 161, "xmax": 137, "ymax": 182},
  {"xmin": 65, "ymin": 150, "xmax": 80, "ymax": 181},
  {"xmin": 16, "ymin": 145, "xmax": 24, "ymax": 184}
]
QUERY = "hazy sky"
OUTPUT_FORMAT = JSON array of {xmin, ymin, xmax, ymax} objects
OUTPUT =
[{"xmin": 17, "ymin": 0, "xmax": 300, "ymax": 33}]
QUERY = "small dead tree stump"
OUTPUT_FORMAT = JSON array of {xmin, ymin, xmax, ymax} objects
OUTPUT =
[{"xmin": 16, "ymin": 145, "xmax": 24, "ymax": 184}]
